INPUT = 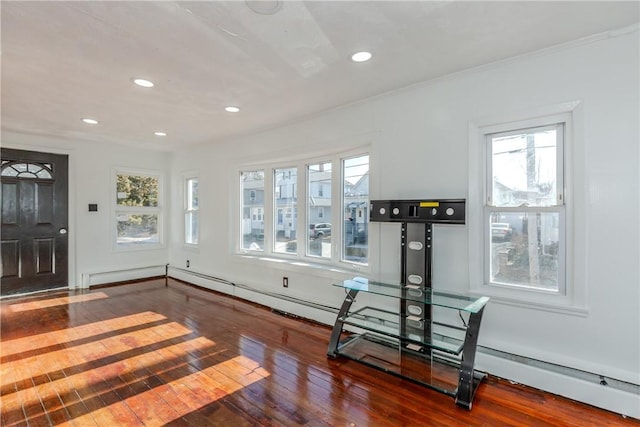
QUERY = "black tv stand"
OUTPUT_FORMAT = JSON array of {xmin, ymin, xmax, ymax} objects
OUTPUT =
[{"xmin": 327, "ymin": 199, "xmax": 489, "ymax": 409}]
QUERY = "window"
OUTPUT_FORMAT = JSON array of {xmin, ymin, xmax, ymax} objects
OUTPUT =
[
  {"xmin": 342, "ymin": 154, "xmax": 369, "ymax": 264},
  {"xmin": 307, "ymin": 161, "xmax": 331, "ymax": 258},
  {"xmin": 185, "ymin": 177, "xmax": 199, "ymax": 245},
  {"xmin": 1, "ymin": 161, "xmax": 53, "ymax": 179},
  {"xmin": 485, "ymin": 123, "xmax": 565, "ymax": 293},
  {"xmin": 238, "ymin": 150, "xmax": 369, "ymax": 268},
  {"xmin": 114, "ymin": 171, "xmax": 162, "ymax": 248},
  {"xmin": 241, "ymin": 170, "xmax": 265, "ymax": 251},
  {"xmin": 274, "ymin": 167, "xmax": 297, "ymax": 254}
]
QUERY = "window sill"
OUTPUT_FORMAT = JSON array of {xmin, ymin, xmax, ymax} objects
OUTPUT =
[
  {"xmin": 469, "ymin": 286, "xmax": 589, "ymax": 317},
  {"xmin": 233, "ymin": 252, "xmax": 369, "ymax": 279},
  {"xmin": 113, "ymin": 243, "xmax": 165, "ymax": 252}
]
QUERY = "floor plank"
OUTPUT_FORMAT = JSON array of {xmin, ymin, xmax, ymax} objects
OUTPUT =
[{"xmin": 1, "ymin": 278, "xmax": 637, "ymax": 426}]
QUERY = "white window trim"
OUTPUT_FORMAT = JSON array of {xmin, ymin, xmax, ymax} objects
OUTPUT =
[
  {"xmin": 485, "ymin": 122, "xmax": 566, "ymax": 294},
  {"xmin": 112, "ymin": 167, "xmax": 164, "ymax": 252},
  {"xmin": 306, "ymin": 159, "xmax": 334, "ymax": 261},
  {"xmin": 183, "ymin": 172, "xmax": 199, "ymax": 248},
  {"xmin": 468, "ymin": 101, "xmax": 588, "ymax": 316},
  {"xmin": 234, "ymin": 147, "xmax": 371, "ymax": 274},
  {"xmin": 339, "ymin": 153, "xmax": 370, "ymax": 267}
]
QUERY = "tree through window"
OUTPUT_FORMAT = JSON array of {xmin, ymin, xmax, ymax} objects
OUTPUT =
[{"xmin": 115, "ymin": 172, "xmax": 161, "ymax": 247}]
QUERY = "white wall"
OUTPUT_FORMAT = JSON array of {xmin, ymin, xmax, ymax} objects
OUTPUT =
[
  {"xmin": 169, "ymin": 27, "xmax": 639, "ymax": 416},
  {"xmin": 2, "ymin": 135, "xmax": 170, "ymax": 287}
]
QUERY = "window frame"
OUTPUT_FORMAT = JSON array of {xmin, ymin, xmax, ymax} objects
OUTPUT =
[
  {"xmin": 484, "ymin": 123, "xmax": 566, "ymax": 294},
  {"xmin": 340, "ymin": 153, "xmax": 370, "ymax": 266},
  {"xmin": 306, "ymin": 160, "xmax": 333, "ymax": 260},
  {"xmin": 236, "ymin": 148, "xmax": 370, "ymax": 272},
  {"xmin": 273, "ymin": 165, "xmax": 298, "ymax": 255},
  {"xmin": 184, "ymin": 174, "xmax": 199, "ymax": 247},
  {"xmin": 112, "ymin": 167, "xmax": 164, "ymax": 251},
  {"xmin": 240, "ymin": 169, "xmax": 266, "ymax": 252},
  {"xmin": 468, "ymin": 102, "xmax": 586, "ymax": 314}
]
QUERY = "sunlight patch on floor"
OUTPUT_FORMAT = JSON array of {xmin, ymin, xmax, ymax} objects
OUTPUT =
[
  {"xmin": 2, "ymin": 328, "xmax": 268, "ymax": 427},
  {"xmin": 7, "ymin": 292, "xmax": 111, "ymax": 312},
  {"xmin": 1, "ymin": 335, "xmax": 219, "ymax": 418},
  {"xmin": 1, "ymin": 311, "xmax": 167, "ymax": 357},
  {"xmin": 1, "ymin": 319, "xmax": 195, "ymax": 385},
  {"xmin": 89, "ymin": 355, "xmax": 271, "ymax": 426}
]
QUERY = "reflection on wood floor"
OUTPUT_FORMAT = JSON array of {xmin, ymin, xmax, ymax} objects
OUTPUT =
[{"xmin": 0, "ymin": 278, "xmax": 635, "ymax": 426}]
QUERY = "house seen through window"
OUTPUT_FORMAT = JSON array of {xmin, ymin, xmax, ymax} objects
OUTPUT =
[
  {"xmin": 274, "ymin": 167, "xmax": 298, "ymax": 255},
  {"xmin": 308, "ymin": 161, "xmax": 332, "ymax": 258},
  {"xmin": 241, "ymin": 170, "xmax": 265, "ymax": 251},
  {"xmin": 239, "ymin": 151, "xmax": 369, "ymax": 266},
  {"xmin": 486, "ymin": 123, "xmax": 565, "ymax": 293}
]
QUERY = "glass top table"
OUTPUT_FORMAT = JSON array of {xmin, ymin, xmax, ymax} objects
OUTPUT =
[
  {"xmin": 333, "ymin": 278, "xmax": 489, "ymax": 313},
  {"xmin": 328, "ymin": 277, "xmax": 489, "ymax": 409}
]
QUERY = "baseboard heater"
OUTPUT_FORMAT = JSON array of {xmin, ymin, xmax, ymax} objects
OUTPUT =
[
  {"xmin": 478, "ymin": 346, "xmax": 639, "ymax": 395},
  {"xmin": 168, "ymin": 266, "xmax": 339, "ymax": 316},
  {"xmin": 83, "ymin": 264, "xmax": 167, "ymax": 288}
]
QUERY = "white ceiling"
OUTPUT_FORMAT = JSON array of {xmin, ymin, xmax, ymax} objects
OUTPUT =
[{"xmin": 2, "ymin": 1, "xmax": 638, "ymax": 152}]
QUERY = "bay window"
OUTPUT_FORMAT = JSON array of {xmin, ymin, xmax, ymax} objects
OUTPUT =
[{"xmin": 239, "ymin": 150, "xmax": 369, "ymax": 267}]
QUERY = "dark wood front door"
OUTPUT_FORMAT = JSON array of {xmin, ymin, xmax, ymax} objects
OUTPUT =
[{"xmin": 1, "ymin": 148, "xmax": 69, "ymax": 296}]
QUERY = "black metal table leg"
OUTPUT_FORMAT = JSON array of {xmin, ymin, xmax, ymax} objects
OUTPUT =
[
  {"xmin": 455, "ymin": 306, "xmax": 486, "ymax": 409},
  {"xmin": 327, "ymin": 288, "xmax": 359, "ymax": 358}
]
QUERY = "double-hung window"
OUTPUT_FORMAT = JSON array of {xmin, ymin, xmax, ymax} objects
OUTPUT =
[
  {"xmin": 485, "ymin": 123, "xmax": 565, "ymax": 293},
  {"xmin": 307, "ymin": 161, "xmax": 331, "ymax": 258},
  {"xmin": 274, "ymin": 167, "xmax": 298, "ymax": 254},
  {"xmin": 241, "ymin": 170, "xmax": 265, "ymax": 251},
  {"xmin": 342, "ymin": 154, "xmax": 369, "ymax": 264},
  {"xmin": 184, "ymin": 177, "xmax": 199, "ymax": 245},
  {"xmin": 114, "ymin": 169, "xmax": 162, "ymax": 249}
]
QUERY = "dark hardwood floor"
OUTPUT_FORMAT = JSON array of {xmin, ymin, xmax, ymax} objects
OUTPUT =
[{"xmin": 0, "ymin": 278, "xmax": 636, "ymax": 426}]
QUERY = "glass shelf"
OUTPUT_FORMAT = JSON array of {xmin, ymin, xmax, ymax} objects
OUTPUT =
[
  {"xmin": 335, "ymin": 333, "xmax": 461, "ymax": 396},
  {"xmin": 339, "ymin": 306, "xmax": 465, "ymax": 355},
  {"xmin": 333, "ymin": 278, "xmax": 489, "ymax": 313}
]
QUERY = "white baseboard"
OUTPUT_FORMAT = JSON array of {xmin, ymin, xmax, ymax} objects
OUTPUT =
[
  {"xmin": 476, "ymin": 351, "xmax": 639, "ymax": 420},
  {"xmin": 169, "ymin": 267, "xmax": 232, "ymax": 294},
  {"xmin": 168, "ymin": 267, "xmax": 337, "ymax": 326},
  {"xmin": 82, "ymin": 264, "xmax": 166, "ymax": 287}
]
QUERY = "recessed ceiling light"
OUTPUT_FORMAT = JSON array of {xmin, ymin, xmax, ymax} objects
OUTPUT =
[
  {"xmin": 351, "ymin": 51, "xmax": 372, "ymax": 63},
  {"xmin": 154, "ymin": 131, "xmax": 167, "ymax": 136},
  {"xmin": 246, "ymin": 0, "xmax": 282, "ymax": 15},
  {"xmin": 225, "ymin": 106, "xmax": 240, "ymax": 113},
  {"xmin": 81, "ymin": 118, "xmax": 99, "ymax": 125},
  {"xmin": 133, "ymin": 78, "xmax": 154, "ymax": 88}
]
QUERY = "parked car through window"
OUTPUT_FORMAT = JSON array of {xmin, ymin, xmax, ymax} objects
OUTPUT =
[
  {"xmin": 491, "ymin": 222, "xmax": 512, "ymax": 241},
  {"xmin": 309, "ymin": 223, "xmax": 331, "ymax": 239}
]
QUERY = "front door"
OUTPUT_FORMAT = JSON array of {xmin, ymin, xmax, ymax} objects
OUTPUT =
[{"xmin": 1, "ymin": 148, "xmax": 69, "ymax": 296}]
